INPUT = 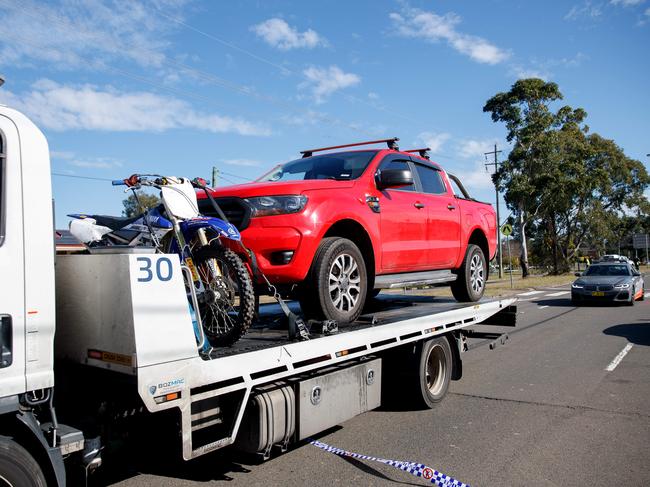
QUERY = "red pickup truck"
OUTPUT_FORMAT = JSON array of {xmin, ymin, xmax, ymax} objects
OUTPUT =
[{"xmin": 203, "ymin": 138, "xmax": 497, "ymax": 323}]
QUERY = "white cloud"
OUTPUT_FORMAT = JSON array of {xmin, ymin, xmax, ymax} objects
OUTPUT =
[
  {"xmin": 452, "ymin": 161, "xmax": 496, "ymax": 191},
  {"xmin": 368, "ymin": 92, "xmax": 379, "ymax": 100},
  {"xmin": 50, "ymin": 150, "xmax": 75, "ymax": 160},
  {"xmin": 565, "ymin": 1, "xmax": 603, "ymax": 20},
  {"xmin": 457, "ymin": 138, "xmax": 502, "ymax": 159},
  {"xmin": 611, "ymin": 0, "xmax": 646, "ymax": 6},
  {"xmin": 509, "ymin": 65, "xmax": 551, "ymax": 81},
  {"xmin": 300, "ymin": 65, "xmax": 361, "ymax": 103},
  {"xmin": 69, "ymin": 158, "xmax": 122, "ymax": 169},
  {"xmin": 251, "ymin": 18, "xmax": 325, "ymax": 50},
  {"xmin": 389, "ymin": 7, "xmax": 510, "ymax": 65},
  {"xmin": 222, "ymin": 158, "xmax": 262, "ymax": 167},
  {"xmin": 0, "ymin": 0, "xmax": 191, "ymax": 70},
  {"xmin": 415, "ymin": 132, "xmax": 451, "ymax": 153},
  {"xmin": 0, "ymin": 80, "xmax": 270, "ymax": 136}
]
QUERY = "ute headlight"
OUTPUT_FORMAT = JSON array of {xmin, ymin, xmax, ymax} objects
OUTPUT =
[
  {"xmin": 614, "ymin": 283, "xmax": 630, "ymax": 289},
  {"xmin": 246, "ymin": 195, "xmax": 308, "ymax": 217},
  {"xmin": 571, "ymin": 282, "xmax": 584, "ymax": 289}
]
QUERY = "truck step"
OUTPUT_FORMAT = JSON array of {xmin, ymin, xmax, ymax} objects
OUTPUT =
[{"xmin": 374, "ymin": 270, "xmax": 457, "ymax": 289}]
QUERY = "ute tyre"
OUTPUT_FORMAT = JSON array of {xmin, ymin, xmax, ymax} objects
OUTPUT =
[
  {"xmin": 451, "ymin": 244, "xmax": 486, "ymax": 302},
  {"xmin": 302, "ymin": 237, "xmax": 367, "ymax": 323},
  {"xmin": 192, "ymin": 245, "xmax": 255, "ymax": 347},
  {"xmin": 411, "ymin": 337, "xmax": 453, "ymax": 409},
  {"xmin": 0, "ymin": 436, "xmax": 47, "ymax": 487}
]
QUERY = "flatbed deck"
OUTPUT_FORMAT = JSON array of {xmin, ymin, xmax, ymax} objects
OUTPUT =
[{"xmin": 210, "ymin": 294, "xmax": 498, "ymax": 359}]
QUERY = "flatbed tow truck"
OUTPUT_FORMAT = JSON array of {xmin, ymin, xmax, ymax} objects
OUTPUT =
[{"xmin": 0, "ymin": 104, "xmax": 516, "ymax": 486}]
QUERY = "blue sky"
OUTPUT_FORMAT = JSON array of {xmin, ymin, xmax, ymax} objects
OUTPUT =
[{"xmin": 1, "ymin": 0, "xmax": 648, "ymax": 227}]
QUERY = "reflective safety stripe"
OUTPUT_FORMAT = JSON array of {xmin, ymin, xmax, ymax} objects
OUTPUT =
[{"xmin": 310, "ymin": 439, "xmax": 470, "ymax": 487}]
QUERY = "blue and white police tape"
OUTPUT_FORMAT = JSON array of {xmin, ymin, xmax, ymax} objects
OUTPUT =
[{"xmin": 310, "ymin": 439, "xmax": 470, "ymax": 487}]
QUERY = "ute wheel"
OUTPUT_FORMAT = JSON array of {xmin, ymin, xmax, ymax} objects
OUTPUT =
[
  {"xmin": 0, "ymin": 436, "xmax": 47, "ymax": 487},
  {"xmin": 451, "ymin": 244, "xmax": 486, "ymax": 302},
  {"xmin": 300, "ymin": 237, "xmax": 367, "ymax": 323},
  {"xmin": 411, "ymin": 337, "xmax": 453, "ymax": 409}
]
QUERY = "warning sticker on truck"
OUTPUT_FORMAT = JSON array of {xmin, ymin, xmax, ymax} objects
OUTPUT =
[{"xmin": 88, "ymin": 349, "xmax": 133, "ymax": 367}]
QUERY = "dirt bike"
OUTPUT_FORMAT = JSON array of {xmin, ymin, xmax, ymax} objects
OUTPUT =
[{"xmin": 68, "ymin": 174, "xmax": 255, "ymax": 349}]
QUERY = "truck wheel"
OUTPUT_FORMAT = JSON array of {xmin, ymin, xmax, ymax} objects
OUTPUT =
[
  {"xmin": 413, "ymin": 337, "xmax": 453, "ymax": 409},
  {"xmin": 301, "ymin": 237, "xmax": 367, "ymax": 323},
  {"xmin": 0, "ymin": 436, "xmax": 47, "ymax": 487},
  {"xmin": 451, "ymin": 244, "xmax": 486, "ymax": 302}
]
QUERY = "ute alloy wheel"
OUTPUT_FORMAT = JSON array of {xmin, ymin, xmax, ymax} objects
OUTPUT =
[
  {"xmin": 328, "ymin": 253, "xmax": 362, "ymax": 312},
  {"xmin": 300, "ymin": 237, "xmax": 367, "ymax": 323},
  {"xmin": 451, "ymin": 244, "xmax": 487, "ymax": 302}
]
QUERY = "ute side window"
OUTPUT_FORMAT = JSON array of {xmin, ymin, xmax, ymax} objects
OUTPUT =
[
  {"xmin": 414, "ymin": 163, "xmax": 447, "ymax": 195},
  {"xmin": 0, "ymin": 130, "xmax": 5, "ymax": 247},
  {"xmin": 377, "ymin": 156, "xmax": 416, "ymax": 192}
]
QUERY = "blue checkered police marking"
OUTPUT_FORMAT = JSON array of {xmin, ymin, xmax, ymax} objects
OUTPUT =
[{"xmin": 310, "ymin": 440, "xmax": 470, "ymax": 487}]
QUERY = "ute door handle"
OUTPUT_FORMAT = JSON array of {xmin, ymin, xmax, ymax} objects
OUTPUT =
[
  {"xmin": 447, "ymin": 203, "xmax": 456, "ymax": 210},
  {"xmin": 414, "ymin": 202, "xmax": 425, "ymax": 209}
]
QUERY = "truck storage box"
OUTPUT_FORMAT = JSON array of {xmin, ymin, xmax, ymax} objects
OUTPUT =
[{"xmin": 297, "ymin": 358, "xmax": 381, "ymax": 440}]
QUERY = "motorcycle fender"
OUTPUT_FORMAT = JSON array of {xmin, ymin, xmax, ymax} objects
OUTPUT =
[{"xmin": 180, "ymin": 218, "xmax": 241, "ymax": 242}]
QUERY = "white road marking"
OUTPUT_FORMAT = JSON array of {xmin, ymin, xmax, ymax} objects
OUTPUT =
[
  {"xmin": 645, "ymin": 292, "xmax": 650, "ymax": 299},
  {"xmin": 547, "ymin": 291, "xmax": 569, "ymax": 297},
  {"xmin": 538, "ymin": 305, "xmax": 549, "ymax": 309},
  {"xmin": 518, "ymin": 290, "xmax": 544, "ymax": 296},
  {"xmin": 605, "ymin": 343, "xmax": 634, "ymax": 372}
]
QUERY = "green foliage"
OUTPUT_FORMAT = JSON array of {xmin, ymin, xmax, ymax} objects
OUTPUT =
[
  {"xmin": 122, "ymin": 191, "xmax": 161, "ymax": 217},
  {"xmin": 484, "ymin": 78, "xmax": 649, "ymax": 274}
]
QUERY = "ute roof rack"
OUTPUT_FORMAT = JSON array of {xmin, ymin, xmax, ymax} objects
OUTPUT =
[
  {"xmin": 404, "ymin": 147, "xmax": 431, "ymax": 160},
  {"xmin": 301, "ymin": 137, "xmax": 399, "ymax": 158}
]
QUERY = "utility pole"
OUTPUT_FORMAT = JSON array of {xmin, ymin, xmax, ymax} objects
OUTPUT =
[
  {"xmin": 211, "ymin": 166, "xmax": 219, "ymax": 187},
  {"xmin": 485, "ymin": 144, "xmax": 503, "ymax": 279}
]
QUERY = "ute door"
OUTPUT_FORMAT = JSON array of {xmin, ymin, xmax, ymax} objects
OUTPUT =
[
  {"xmin": 376, "ymin": 155, "xmax": 429, "ymax": 272},
  {"xmin": 0, "ymin": 116, "xmax": 26, "ymax": 397},
  {"xmin": 412, "ymin": 161, "xmax": 461, "ymax": 267}
]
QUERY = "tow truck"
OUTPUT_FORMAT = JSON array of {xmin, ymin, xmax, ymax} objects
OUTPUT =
[{"xmin": 0, "ymin": 103, "xmax": 516, "ymax": 485}]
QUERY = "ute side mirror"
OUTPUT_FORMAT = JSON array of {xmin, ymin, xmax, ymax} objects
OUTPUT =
[
  {"xmin": 574, "ymin": 272, "xmax": 582, "ymax": 277},
  {"xmin": 376, "ymin": 169, "xmax": 413, "ymax": 190}
]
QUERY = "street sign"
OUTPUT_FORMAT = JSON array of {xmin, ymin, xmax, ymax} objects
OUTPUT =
[
  {"xmin": 500, "ymin": 223, "xmax": 512, "ymax": 237},
  {"xmin": 633, "ymin": 233, "xmax": 648, "ymax": 250}
]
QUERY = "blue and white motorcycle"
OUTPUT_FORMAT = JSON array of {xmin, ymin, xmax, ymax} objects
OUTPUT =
[{"xmin": 68, "ymin": 174, "xmax": 255, "ymax": 348}]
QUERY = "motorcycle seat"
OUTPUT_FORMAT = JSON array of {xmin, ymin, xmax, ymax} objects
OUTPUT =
[{"xmin": 91, "ymin": 214, "xmax": 141, "ymax": 231}]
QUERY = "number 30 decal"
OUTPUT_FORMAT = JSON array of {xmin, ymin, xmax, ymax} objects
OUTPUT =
[{"xmin": 137, "ymin": 257, "xmax": 173, "ymax": 282}]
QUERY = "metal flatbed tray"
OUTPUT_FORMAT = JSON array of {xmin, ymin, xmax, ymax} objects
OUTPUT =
[{"xmin": 209, "ymin": 294, "xmax": 513, "ymax": 360}]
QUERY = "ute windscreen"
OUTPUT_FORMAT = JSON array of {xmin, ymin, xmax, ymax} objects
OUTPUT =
[{"xmin": 257, "ymin": 151, "xmax": 376, "ymax": 182}]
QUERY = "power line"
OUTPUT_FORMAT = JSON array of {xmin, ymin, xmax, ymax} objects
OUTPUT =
[
  {"xmin": 52, "ymin": 172, "xmax": 114, "ymax": 182},
  {"xmin": 218, "ymin": 169, "xmax": 253, "ymax": 181}
]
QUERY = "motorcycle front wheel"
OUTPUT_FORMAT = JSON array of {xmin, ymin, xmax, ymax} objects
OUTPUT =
[{"xmin": 192, "ymin": 245, "xmax": 255, "ymax": 347}]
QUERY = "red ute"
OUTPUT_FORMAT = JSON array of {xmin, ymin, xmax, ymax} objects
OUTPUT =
[{"xmin": 200, "ymin": 138, "xmax": 496, "ymax": 323}]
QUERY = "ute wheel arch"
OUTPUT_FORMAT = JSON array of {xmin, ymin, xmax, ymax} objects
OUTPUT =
[
  {"xmin": 322, "ymin": 219, "xmax": 377, "ymax": 292},
  {"xmin": 466, "ymin": 228, "xmax": 490, "ymax": 267}
]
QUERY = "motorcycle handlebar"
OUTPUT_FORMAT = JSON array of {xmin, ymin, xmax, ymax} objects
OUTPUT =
[{"xmin": 112, "ymin": 179, "xmax": 126, "ymax": 186}]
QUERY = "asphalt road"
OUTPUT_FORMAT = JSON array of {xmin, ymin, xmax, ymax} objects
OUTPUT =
[{"xmin": 108, "ymin": 281, "xmax": 650, "ymax": 487}]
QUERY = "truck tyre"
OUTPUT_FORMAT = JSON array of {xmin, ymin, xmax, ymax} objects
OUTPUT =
[
  {"xmin": 451, "ymin": 244, "xmax": 486, "ymax": 302},
  {"xmin": 300, "ymin": 237, "xmax": 367, "ymax": 323},
  {"xmin": 0, "ymin": 436, "xmax": 47, "ymax": 487},
  {"xmin": 412, "ymin": 337, "xmax": 453, "ymax": 409}
]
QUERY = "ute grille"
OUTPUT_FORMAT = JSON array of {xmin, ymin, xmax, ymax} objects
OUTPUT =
[{"xmin": 198, "ymin": 197, "xmax": 252, "ymax": 231}]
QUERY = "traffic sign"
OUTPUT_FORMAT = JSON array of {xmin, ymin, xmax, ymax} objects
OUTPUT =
[
  {"xmin": 633, "ymin": 233, "xmax": 648, "ymax": 250},
  {"xmin": 500, "ymin": 223, "xmax": 512, "ymax": 237}
]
